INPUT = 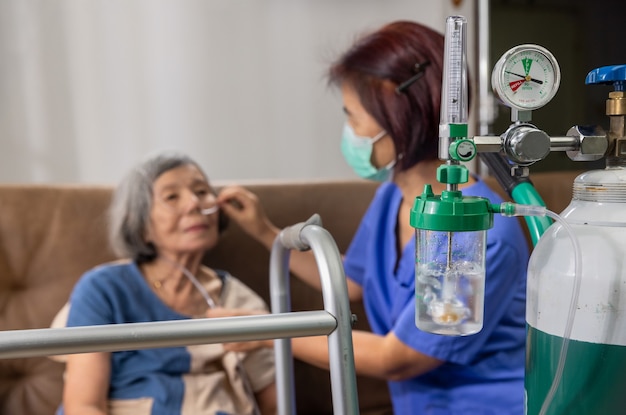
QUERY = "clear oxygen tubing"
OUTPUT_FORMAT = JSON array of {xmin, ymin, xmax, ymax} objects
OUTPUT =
[
  {"xmin": 201, "ymin": 205, "xmax": 220, "ymax": 216},
  {"xmin": 480, "ymin": 152, "xmax": 553, "ymax": 245},
  {"xmin": 161, "ymin": 257, "xmax": 262, "ymax": 415},
  {"xmin": 496, "ymin": 202, "xmax": 582, "ymax": 415},
  {"xmin": 510, "ymin": 183, "xmax": 553, "ymax": 246}
]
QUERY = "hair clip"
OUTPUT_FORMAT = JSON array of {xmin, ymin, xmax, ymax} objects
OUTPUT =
[{"xmin": 395, "ymin": 61, "xmax": 431, "ymax": 94}]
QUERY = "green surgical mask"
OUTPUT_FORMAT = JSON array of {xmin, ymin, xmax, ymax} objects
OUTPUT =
[{"xmin": 340, "ymin": 123, "xmax": 394, "ymax": 181}]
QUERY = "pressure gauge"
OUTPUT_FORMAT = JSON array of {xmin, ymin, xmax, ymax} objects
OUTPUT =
[{"xmin": 491, "ymin": 44, "xmax": 561, "ymax": 111}]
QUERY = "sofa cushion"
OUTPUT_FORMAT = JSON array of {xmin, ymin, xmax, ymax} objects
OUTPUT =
[{"xmin": 0, "ymin": 185, "xmax": 116, "ymax": 415}]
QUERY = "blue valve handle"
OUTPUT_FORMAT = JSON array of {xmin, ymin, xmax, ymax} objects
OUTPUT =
[{"xmin": 585, "ymin": 64, "xmax": 626, "ymax": 91}]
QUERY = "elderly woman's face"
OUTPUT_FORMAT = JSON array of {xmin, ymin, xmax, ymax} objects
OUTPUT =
[{"xmin": 145, "ymin": 164, "xmax": 220, "ymax": 258}]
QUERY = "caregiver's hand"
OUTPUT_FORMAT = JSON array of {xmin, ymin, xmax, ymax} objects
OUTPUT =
[{"xmin": 217, "ymin": 186, "xmax": 280, "ymax": 249}]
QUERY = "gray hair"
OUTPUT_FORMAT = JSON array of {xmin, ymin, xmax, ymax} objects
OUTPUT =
[{"xmin": 108, "ymin": 151, "xmax": 206, "ymax": 263}]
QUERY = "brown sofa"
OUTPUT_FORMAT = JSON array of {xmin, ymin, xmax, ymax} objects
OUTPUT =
[{"xmin": 0, "ymin": 170, "xmax": 583, "ymax": 415}]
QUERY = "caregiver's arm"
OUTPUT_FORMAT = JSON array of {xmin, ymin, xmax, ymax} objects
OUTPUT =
[
  {"xmin": 290, "ymin": 330, "xmax": 443, "ymax": 381},
  {"xmin": 218, "ymin": 185, "xmax": 363, "ymax": 301},
  {"xmin": 208, "ymin": 306, "xmax": 443, "ymax": 382}
]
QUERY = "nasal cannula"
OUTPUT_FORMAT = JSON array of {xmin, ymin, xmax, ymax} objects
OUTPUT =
[
  {"xmin": 160, "ymin": 206, "xmax": 261, "ymax": 415},
  {"xmin": 201, "ymin": 205, "xmax": 220, "ymax": 216}
]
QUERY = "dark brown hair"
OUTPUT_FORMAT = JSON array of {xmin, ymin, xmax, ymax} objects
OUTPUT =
[{"xmin": 328, "ymin": 20, "xmax": 449, "ymax": 171}]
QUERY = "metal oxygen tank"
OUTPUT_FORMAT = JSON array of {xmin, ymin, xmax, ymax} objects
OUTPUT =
[{"xmin": 525, "ymin": 65, "xmax": 626, "ymax": 414}]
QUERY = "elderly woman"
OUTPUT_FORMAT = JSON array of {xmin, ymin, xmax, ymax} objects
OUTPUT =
[{"xmin": 56, "ymin": 151, "xmax": 276, "ymax": 415}]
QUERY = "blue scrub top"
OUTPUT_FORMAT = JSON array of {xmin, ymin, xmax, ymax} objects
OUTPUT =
[{"xmin": 343, "ymin": 180, "xmax": 529, "ymax": 415}]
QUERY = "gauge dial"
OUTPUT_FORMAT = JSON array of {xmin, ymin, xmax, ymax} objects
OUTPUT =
[{"xmin": 491, "ymin": 44, "xmax": 561, "ymax": 111}]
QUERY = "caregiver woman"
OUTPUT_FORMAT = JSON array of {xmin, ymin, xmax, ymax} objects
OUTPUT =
[{"xmin": 215, "ymin": 20, "xmax": 529, "ymax": 415}]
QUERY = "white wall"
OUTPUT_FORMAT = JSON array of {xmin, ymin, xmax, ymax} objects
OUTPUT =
[{"xmin": 0, "ymin": 0, "xmax": 475, "ymax": 184}]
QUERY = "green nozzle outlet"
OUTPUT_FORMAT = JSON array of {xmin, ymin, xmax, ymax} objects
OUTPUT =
[{"xmin": 449, "ymin": 139, "xmax": 477, "ymax": 162}]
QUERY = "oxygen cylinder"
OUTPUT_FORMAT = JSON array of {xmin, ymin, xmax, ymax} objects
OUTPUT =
[{"xmin": 525, "ymin": 66, "xmax": 626, "ymax": 415}]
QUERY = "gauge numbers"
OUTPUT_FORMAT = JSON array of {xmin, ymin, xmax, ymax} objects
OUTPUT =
[{"xmin": 492, "ymin": 44, "xmax": 561, "ymax": 111}]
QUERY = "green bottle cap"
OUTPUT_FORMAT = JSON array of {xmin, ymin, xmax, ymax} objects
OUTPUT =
[
  {"xmin": 410, "ymin": 185, "xmax": 494, "ymax": 232},
  {"xmin": 437, "ymin": 164, "xmax": 469, "ymax": 185}
]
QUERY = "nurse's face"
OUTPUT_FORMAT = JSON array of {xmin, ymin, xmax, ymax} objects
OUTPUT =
[{"xmin": 341, "ymin": 83, "xmax": 396, "ymax": 169}]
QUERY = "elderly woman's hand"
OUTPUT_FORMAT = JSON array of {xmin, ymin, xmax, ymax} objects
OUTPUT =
[
  {"xmin": 205, "ymin": 307, "xmax": 275, "ymax": 352},
  {"xmin": 217, "ymin": 186, "xmax": 280, "ymax": 249}
]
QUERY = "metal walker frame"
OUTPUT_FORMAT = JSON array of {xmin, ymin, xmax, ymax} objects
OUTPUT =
[{"xmin": 0, "ymin": 216, "xmax": 360, "ymax": 415}]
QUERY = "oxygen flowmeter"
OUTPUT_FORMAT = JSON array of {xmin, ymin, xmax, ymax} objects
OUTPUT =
[
  {"xmin": 410, "ymin": 18, "xmax": 575, "ymax": 336},
  {"xmin": 414, "ymin": 12, "xmax": 626, "ymax": 415},
  {"xmin": 411, "ymin": 16, "xmax": 495, "ymax": 335}
]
